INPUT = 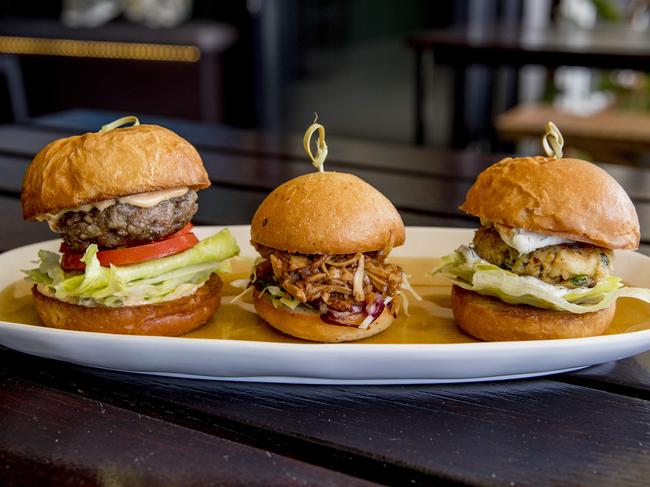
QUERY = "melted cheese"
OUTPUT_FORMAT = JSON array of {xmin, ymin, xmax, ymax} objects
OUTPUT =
[
  {"xmin": 494, "ymin": 223, "xmax": 573, "ymax": 255},
  {"xmin": 36, "ymin": 187, "xmax": 189, "ymax": 230}
]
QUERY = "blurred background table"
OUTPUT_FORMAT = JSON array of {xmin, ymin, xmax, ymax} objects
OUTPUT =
[
  {"xmin": 0, "ymin": 18, "xmax": 237, "ymax": 123},
  {"xmin": 407, "ymin": 23, "xmax": 650, "ymax": 148},
  {"xmin": 1, "ymin": 109, "xmax": 649, "ymax": 486},
  {"xmin": 496, "ymin": 103, "xmax": 650, "ymax": 165}
]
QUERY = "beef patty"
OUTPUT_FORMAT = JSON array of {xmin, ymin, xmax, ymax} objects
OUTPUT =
[{"xmin": 54, "ymin": 191, "xmax": 198, "ymax": 251}]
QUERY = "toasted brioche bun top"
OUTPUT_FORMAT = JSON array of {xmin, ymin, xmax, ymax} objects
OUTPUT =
[
  {"xmin": 251, "ymin": 171, "xmax": 405, "ymax": 254},
  {"xmin": 22, "ymin": 124, "xmax": 210, "ymax": 220},
  {"xmin": 460, "ymin": 156, "xmax": 640, "ymax": 250}
]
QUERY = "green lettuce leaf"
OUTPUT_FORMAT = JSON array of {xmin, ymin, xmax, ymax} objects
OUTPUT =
[
  {"xmin": 24, "ymin": 228, "xmax": 239, "ymax": 307},
  {"xmin": 434, "ymin": 246, "xmax": 650, "ymax": 314}
]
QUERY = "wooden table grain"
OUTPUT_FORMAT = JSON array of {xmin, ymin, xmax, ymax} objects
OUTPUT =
[{"xmin": 1, "ymin": 109, "xmax": 649, "ymax": 486}]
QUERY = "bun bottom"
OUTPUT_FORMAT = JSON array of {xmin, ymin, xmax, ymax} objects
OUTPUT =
[
  {"xmin": 32, "ymin": 273, "xmax": 222, "ymax": 336},
  {"xmin": 451, "ymin": 285, "xmax": 615, "ymax": 341},
  {"xmin": 253, "ymin": 288, "xmax": 399, "ymax": 342}
]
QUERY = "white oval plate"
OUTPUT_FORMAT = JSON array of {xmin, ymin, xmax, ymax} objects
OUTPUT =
[{"xmin": 1, "ymin": 225, "xmax": 649, "ymax": 384}]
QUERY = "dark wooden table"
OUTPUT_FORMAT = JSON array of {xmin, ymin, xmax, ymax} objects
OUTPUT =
[
  {"xmin": 407, "ymin": 24, "xmax": 650, "ymax": 147},
  {"xmin": 1, "ymin": 109, "xmax": 650, "ymax": 486}
]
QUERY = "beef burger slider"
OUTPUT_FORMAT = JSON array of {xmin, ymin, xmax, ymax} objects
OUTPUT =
[
  {"xmin": 436, "ymin": 122, "xmax": 650, "ymax": 341},
  {"xmin": 247, "ymin": 120, "xmax": 411, "ymax": 342},
  {"xmin": 22, "ymin": 116, "xmax": 239, "ymax": 335}
]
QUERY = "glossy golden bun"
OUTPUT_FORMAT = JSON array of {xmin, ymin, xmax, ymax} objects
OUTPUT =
[
  {"xmin": 460, "ymin": 156, "xmax": 639, "ymax": 250},
  {"xmin": 251, "ymin": 172, "xmax": 405, "ymax": 254},
  {"xmin": 253, "ymin": 288, "xmax": 400, "ymax": 342},
  {"xmin": 451, "ymin": 285, "xmax": 615, "ymax": 341},
  {"xmin": 32, "ymin": 274, "xmax": 222, "ymax": 336},
  {"xmin": 22, "ymin": 124, "xmax": 210, "ymax": 220}
]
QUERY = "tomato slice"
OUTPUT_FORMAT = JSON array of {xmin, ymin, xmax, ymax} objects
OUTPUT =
[
  {"xmin": 96, "ymin": 233, "xmax": 199, "ymax": 267},
  {"xmin": 61, "ymin": 253, "xmax": 86, "ymax": 271},
  {"xmin": 58, "ymin": 223, "xmax": 194, "ymax": 255},
  {"xmin": 167, "ymin": 223, "xmax": 194, "ymax": 238},
  {"xmin": 60, "ymin": 226, "xmax": 199, "ymax": 271}
]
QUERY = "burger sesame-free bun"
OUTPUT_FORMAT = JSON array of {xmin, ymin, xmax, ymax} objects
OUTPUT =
[
  {"xmin": 460, "ymin": 156, "xmax": 640, "ymax": 250},
  {"xmin": 251, "ymin": 172, "xmax": 405, "ymax": 254},
  {"xmin": 22, "ymin": 124, "xmax": 210, "ymax": 220},
  {"xmin": 451, "ymin": 285, "xmax": 615, "ymax": 341},
  {"xmin": 32, "ymin": 273, "xmax": 222, "ymax": 336},
  {"xmin": 253, "ymin": 288, "xmax": 400, "ymax": 342}
]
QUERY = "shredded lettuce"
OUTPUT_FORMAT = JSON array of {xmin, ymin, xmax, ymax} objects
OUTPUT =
[
  {"xmin": 261, "ymin": 285, "xmax": 303, "ymax": 310},
  {"xmin": 24, "ymin": 228, "xmax": 239, "ymax": 307},
  {"xmin": 229, "ymin": 281, "xmax": 305, "ymax": 313},
  {"xmin": 434, "ymin": 246, "xmax": 650, "ymax": 314},
  {"xmin": 230, "ymin": 257, "xmax": 307, "ymax": 311}
]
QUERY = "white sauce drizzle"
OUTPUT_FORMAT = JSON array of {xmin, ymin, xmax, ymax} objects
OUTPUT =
[
  {"xmin": 492, "ymin": 222, "xmax": 574, "ymax": 255},
  {"xmin": 36, "ymin": 187, "xmax": 189, "ymax": 230}
]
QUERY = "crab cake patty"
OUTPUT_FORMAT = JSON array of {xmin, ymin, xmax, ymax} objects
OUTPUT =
[{"xmin": 473, "ymin": 226, "xmax": 613, "ymax": 288}]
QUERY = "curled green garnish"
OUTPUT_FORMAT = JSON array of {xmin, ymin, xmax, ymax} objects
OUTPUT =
[
  {"xmin": 571, "ymin": 275, "xmax": 589, "ymax": 287},
  {"xmin": 542, "ymin": 121, "xmax": 564, "ymax": 158},
  {"xmin": 100, "ymin": 115, "xmax": 140, "ymax": 133},
  {"xmin": 303, "ymin": 114, "xmax": 328, "ymax": 172}
]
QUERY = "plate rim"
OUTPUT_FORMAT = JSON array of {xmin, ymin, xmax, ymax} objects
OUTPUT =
[{"xmin": 1, "ymin": 318, "xmax": 650, "ymax": 350}]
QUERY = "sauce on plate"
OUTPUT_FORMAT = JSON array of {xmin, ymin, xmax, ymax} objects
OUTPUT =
[{"xmin": 2, "ymin": 257, "xmax": 649, "ymax": 342}]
